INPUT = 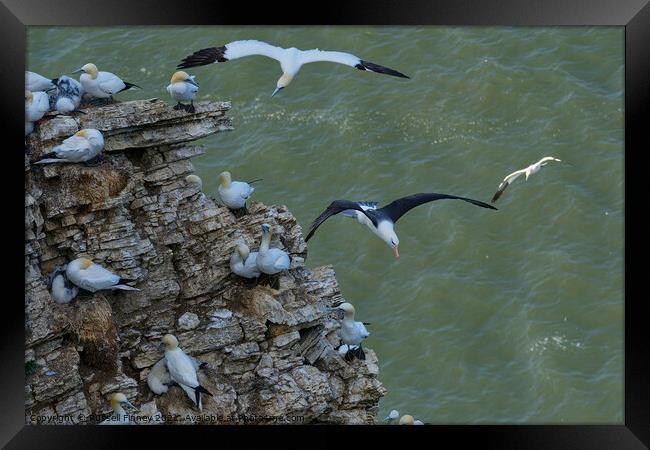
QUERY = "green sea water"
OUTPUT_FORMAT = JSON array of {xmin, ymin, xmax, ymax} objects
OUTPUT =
[{"xmin": 27, "ymin": 26, "xmax": 624, "ymax": 424}]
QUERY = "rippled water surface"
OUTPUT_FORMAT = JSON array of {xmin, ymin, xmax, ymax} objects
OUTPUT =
[{"xmin": 28, "ymin": 26, "xmax": 624, "ymax": 423}]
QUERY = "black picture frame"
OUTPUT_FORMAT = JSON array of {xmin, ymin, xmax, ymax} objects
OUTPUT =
[{"xmin": 4, "ymin": 0, "xmax": 648, "ymax": 448}]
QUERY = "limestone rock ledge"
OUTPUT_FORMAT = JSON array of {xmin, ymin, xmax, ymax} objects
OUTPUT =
[{"xmin": 24, "ymin": 99, "xmax": 385, "ymax": 425}]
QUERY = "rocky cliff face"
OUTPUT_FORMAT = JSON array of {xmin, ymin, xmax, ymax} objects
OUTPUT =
[{"xmin": 24, "ymin": 99, "xmax": 385, "ymax": 425}]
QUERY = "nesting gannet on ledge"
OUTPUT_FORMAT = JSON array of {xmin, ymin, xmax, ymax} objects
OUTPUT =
[
  {"xmin": 217, "ymin": 171, "xmax": 261, "ymax": 214},
  {"xmin": 73, "ymin": 63, "xmax": 140, "ymax": 101},
  {"xmin": 256, "ymin": 224, "xmax": 291, "ymax": 276},
  {"xmin": 26, "ymin": 71, "xmax": 56, "ymax": 92},
  {"xmin": 167, "ymin": 71, "xmax": 199, "ymax": 113},
  {"xmin": 178, "ymin": 39, "xmax": 409, "ymax": 97},
  {"xmin": 48, "ymin": 265, "xmax": 79, "ymax": 304},
  {"xmin": 328, "ymin": 302, "xmax": 370, "ymax": 361},
  {"xmin": 50, "ymin": 76, "xmax": 84, "ymax": 114},
  {"xmin": 65, "ymin": 257, "xmax": 139, "ymax": 293},
  {"xmin": 230, "ymin": 243, "xmax": 262, "ymax": 279},
  {"xmin": 306, "ymin": 193, "xmax": 497, "ymax": 259},
  {"xmin": 491, "ymin": 157, "xmax": 563, "ymax": 203},
  {"xmin": 34, "ymin": 129, "xmax": 104, "ymax": 165},
  {"xmin": 100, "ymin": 393, "xmax": 136, "ymax": 425},
  {"xmin": 162, "ymin": 334, "xmax": 213, "ymax": 411},
  {"xmin": 25, "ymin": 90, "xmax": 50, "ymax": 123},
  {"xmin": 185, "ymin": 174, "xmax": 206, "ymax": 200},
  {"xmin": 384, "ymin": 410, "xmax": 424, "ymax": 425},
  {"xmin": 148, "ymin": 356, "xmax": 206, "ymax": 395}
]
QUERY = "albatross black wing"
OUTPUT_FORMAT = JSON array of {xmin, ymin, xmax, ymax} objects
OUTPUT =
[
  {"xmin": 380, "ymin": 193, "xmax": 497, "ymax": 224},
  {"xmin": 305, "ymin": 200, "xmax": 379, "ymax": 242}
]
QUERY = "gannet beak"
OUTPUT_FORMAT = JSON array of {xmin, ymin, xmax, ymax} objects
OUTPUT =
[
  {"xmin": 271, "ymin": 87, "xmax": 283, "ymax": 97},
  {"xmin": 72, "ymin": 68, "xmax": 84, "ymax": 74},
  {"xmin": 393, "ymin": 246, "xmax": 400, "ymax": 259},
  {"xmin": 186, "ymin": 78, "xmax": 199, "ymax": 87},
  {"xmin": 124, "ymin": 400, "xmax": 136, "ymax": 410}
]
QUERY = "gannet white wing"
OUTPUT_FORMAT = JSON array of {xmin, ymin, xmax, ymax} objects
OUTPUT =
[
  {"xmin": 299, "ymin": 49, "xmax": 409, "ymax": 78},
  {"xmin": 26, "ymin": 71, "xmax": 55, "ymax": 92},
  {"xmin": 52, "ymin": 135, "xmax": 91, "ymax": 160},
  {"xmin": 178, "ymin": 40, "xmax": 285, "ymax": 68},
  {"xmin": 77, "ymin": 264, "xmax": 121, "ymax": 291},
  {"xmin": 97, "ymin": 72, "xmax": 127, "ymax": 95},
  {"xmin": 165, "ymin": 351, "xmax": 200, "ymax": 388},
  {"xmin": 491, "ymin": 169, "xmax": 526, "ymax": 203},
  {"xmin": 355, "ymin": 322, "xmax": 370, "ymax": 338}
]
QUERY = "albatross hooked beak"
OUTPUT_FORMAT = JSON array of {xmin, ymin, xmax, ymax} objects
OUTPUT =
[
  {"xmin": 271, "ymin": 86, "xmax": 283, "ymax": 97},
  {"xmin": 392, "ymin": 246, "xmax": 400, "ymax": 259}
]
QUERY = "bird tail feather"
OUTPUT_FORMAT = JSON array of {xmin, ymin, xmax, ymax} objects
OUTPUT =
[
  {"xmin": 34, "ymin": 158, "xmax": 64, "ymax": 164},
  {"xmin": 110, "ymin": 284, "xmax": 140, "ymax": 291},
  {"xmin": 120, "ymin": 82, "xmax": 141, "ymax": 92}
]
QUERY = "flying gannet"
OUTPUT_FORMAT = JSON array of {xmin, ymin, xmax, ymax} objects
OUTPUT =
[
  {"xmin": 217, "ymin": 171, "xmax": 261, "ymax": 213},
  {"xmin": 65, "ymin": 257, "xmax": 139, "ymax": 293},
  {"xmin": 50, "ymin": 76, "xmax": 84, "ymax": 114},
  {"xmin": 167, "ymin": 71, "xmax": 199, "ymax": 112},
  {"xmin": 230, "ymin": 243, "xmax": 262, "ymax": 279},
  {"xmin": 34, "ymin": 129, "xmax": 104, "ymax": 165},
  {"xmin": 161, "ymin": 334, "xmax": 213, "ymax": 411},
  {"xmin": 100, "ymin": 393, "xmax": 136, "ymax": 425},
  {"xmin": 26, "ymin": 71, "xmax": 56, "ymax": 92},
  {"xmin": 491, "ymin": 157, "xmax": 563, "ymax": 203},
  {"xmin": 25, "ymin": 90, "xmax": 50, "ymax": 123},
  {"xmin": 306, "ymin": 193, "xmax": 497, "ymax": 259},
  {"xmin": 178, "ymin": 39, "xmax": 409, "ymax": 97},
  {"xmin": 73, "ymin": 63, "xmax": 140, "ymax": 101},
  {"xmin": 48, "ymin": 265, "xmax": 79, "ymax": 304},
  {"xmin": 256, "ymin": 223, "xmax": 291, "ymax": 276},
  {"xmin": 328, "ymin": 302, "xmax": 370, "ymax": 361}
]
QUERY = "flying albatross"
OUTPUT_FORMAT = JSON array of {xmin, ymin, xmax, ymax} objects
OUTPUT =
[
  {"xmin": 491, "ymin": 156, "xmax": 562, "ymax": 203},
  {"xmin": 178, "ymin": 39, "xmax": 409, "ymax": 96},
  {"xmin": 306, "ymin": 193, "xmax": 497, "ymax": 259}
]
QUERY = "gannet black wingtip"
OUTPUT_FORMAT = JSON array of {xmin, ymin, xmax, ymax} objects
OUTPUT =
[
  {"xmin": 357, "ymin": 60, "xmax": 410, "ymax": 79},
  {"xmin": 178, "ymin": 46, "xmax": 228, "ymax": 69}
]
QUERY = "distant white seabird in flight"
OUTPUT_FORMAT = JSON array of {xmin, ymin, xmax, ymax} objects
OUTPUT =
[
  {"xmin": 48, "ymin": 265, "xmax": 79, "ymax": 304},
  {"xmin": 161, "ymin": 334, "xmax": 213, "ymax": 411},
  {"xmin": 178, "ymin": 39, "xmax": 409, "ymax": 96},
  {"xmin": 34, "ymin": 129, "xmax": 104, "ymax": 165},
  {"xmin": 230, "ymin": 243, "xmax": 262, "ymax": 279},
  {"xmin": 26, "ymin": 71, "xmax": 56, "ymax": 92},
  {"xmin": 256, "ymin": 223, "xmax": 291, "ymax": 276},
  {"xmin": 73, "ymin": 63, "xmax": 140, "ymax": 101},
  {"xmin": 167, "ymin": 71, "xmax": 199, "ymax": 112},
  {"xmin": 306, "ymin": 193, "xmax": 497, "ymax": 259},
  {"xmin": 328, "ymin": 302, "xmax": 370, "ymax": 361},
  {"xmin": 491, "ymin": 156, "xmax": 563, "ymax": 203},
  {"xmin": 65, "ymin": 257, "xmax": 139, "ymax": 293},
  {"xmin": 100, "ymin": 393, "xmax": 136, "ymax": 425}
]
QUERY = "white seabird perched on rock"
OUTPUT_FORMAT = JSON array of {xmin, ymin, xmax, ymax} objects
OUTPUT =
[
  {"xmin": 73, "ymin": 63, "xmax": 140, "ymax": 102},
  {"xmin": 34, "ymin": 129, "xmax": 104, "ymax": 165},
  {"xmin": 399, "ymin": 414, "xmax": 416, "ymax": 425},
  {"xmin": 25, "ymin": 89, "xmax": 50, "ymax": 122},
  {"xmin": 384, "ymin": 410, "xmax": 424, "ymax": 425},
  {"xmin": 256, "ymin": 223, "xmax": 291, "ymax": 276},
  {"xmin": 65, "ymin": 257, "xmax": 139, "ymax": 293},
  {"xmin": 217, "ymin": 171, "xmax": 261, "ymax": 214},
  {"xmin": 161, "ymin": 334, "xmax": 212, "ymax": 411},
  {"xmin": 167, "ymin": 71, "xmax": 199, "ymax": 113},
  {"xmin": 48, "ymin": 265, "xmax": 79, "ymax": 304},
  {"xmin": 26, "ymin": 71, "xmax": 56, "ymax": 92},
  {"xmin": 178, "ymin": 39, "xmax": 409, "ymax": 97},
  {"xmin": 491, "ymin": 156, "xmax": 563, "ymax": 203},
  {"xmin": 185, "ymin": 174, "xmax": 206, "ymax": 200},
  {"xmin": 50, "ymin": 76, "xmax": 84, "ymax": 114},
  {"xmin": 306, "ymin": 192, "xmax": 497, "ymax": 259},
  {"xmin": 327, "ymin": 302, "xmax": 370, "ymax": 361},
  {"xmin": 148, "ymin": 355, "xmax": 206, "ymax": 396},
  {"xmin": 230, "ymin": 243, "xmax": 261, "ymax": 279},
  {"xmin": 100, "ymin": 393, "xmax": 136, "ymax": 425},
  {"xmin": 384, "ymin": 409, "xmax": 400, "ymax": 424}
]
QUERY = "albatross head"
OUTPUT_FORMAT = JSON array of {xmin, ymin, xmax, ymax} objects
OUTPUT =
[
  {"xmin": 378, "ymin": 222, "xmax": 400, "ymax": 259},
  {"xmin": 110, "ymin": 393, "xmax": 135, "ymax": 411},
  {"xmin": 161, "ymin": 334, "xmax": 179, "ymax": 350},
  {"xmin": 272, "ymin": 73, "xmax": 293, "ymax": 97},
  {"xmin": 73, "ymin": 63, "xmax": 98, "ymax": 78}
]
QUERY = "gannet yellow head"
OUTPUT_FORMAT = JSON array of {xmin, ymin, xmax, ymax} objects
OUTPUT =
[
  {"xmin": 74, "ymin": 63, "xmax": 98, "ymax": 78},
  {"xmin": 337, "ymin": 302, "xmax": 356, "ymax": 318},
  {"xmin": 218, "ymin": 171, "xmax": 232, "ymax": 188},
  {"xmin": 110, "ymin": 392, "xmax": 135, "ymax": 411},
  {"xmin": 162, "ymin": 334, "xmax": 179, "ymax": 350},
  {"xmin": 170, "ymin": 71, "xmax": 190, "ymax": 83},
  {"xmin": 272, "ymin": 73, "xmax": 293, "ymax": 97},
  {"xmin": 78, "ymin": 258, "xmax": 93, "ymax": 269},
  {"xmin": 236, "ymin": 243, "xmax": 250, "ymax": 260},
  {"xmin": 399, "ymin": 414, "xmax": 415, "ymax": 425},
  {"xmin": 185, "ymin": 174, "xmax": 203, "ymax": 189},
  {"xmin": 74, "ymin": 129, "xmax": 89, "ymax": 138}
]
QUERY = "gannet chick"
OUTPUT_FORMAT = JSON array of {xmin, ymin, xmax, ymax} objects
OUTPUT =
[
  {"xmin": 384, "ymin": 409, "xmax": 399, "ymax": 424},
  {"xmin": 50, "ymin": 76, "xmax": 84, "ymax": 114},
  {"xmin": 25, "ymin": 90, "xmax": 50, "ymax": 123},
  {"xmin": 34, "ymin": 129, "xmax": 104, "ymax": 165},
  {"xmin": 307, "ymin": 192, "xmax": 497, "ymax": 259},
  {"xmin": 217, "ymin": 171, "xmax": 260, "ymax": 215},
  {"xmin": 26, "ymin": 71, "xmax": 56, "ymax": 92},
  {"xmin": 256, "ymin": 224, "xmax": 291, "ymax": 277},
  {"xmin": 328, "ymin": 302, "xmax": 370, "ymax": 361},
  {"xmin": 73, "ymin": 63, "xmax": 140, "ymax": 102},
  {"xmin": 491, "ymin": 156, "xmax": 563, "ymax": 203},
  {"xmin": 399, "ymin": 414, "xmax": 415, "ymax": 425},
  {"xmin": 167, "ymin": 71, "xmax": 199, "ymax": 113},
  {"xmin": 100, "ymin": 393, "xmax": 136, "ymax": 425},
  {"xmin": 162, "ymin": 334, "xmax": 213, "ymax": 411},
  {"xmin": 48, "ymin": 265, "xmax": 79, "ymax": 304},
  {"xmin": 65, "ymin": 257, "xmax": 139, "ymax": 293},
  {"xmin": 230, "ymin": 243, "xmax": 261, "ymax": 279},
  {"xmin": 178, "ymin": 39, "xmax": 409, "ymax": 97}
]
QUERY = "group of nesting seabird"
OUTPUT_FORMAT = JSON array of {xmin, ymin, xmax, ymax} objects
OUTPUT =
[{"xmin": 28, "ymin": 36, "xmax": 566, "ymax": 424}]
